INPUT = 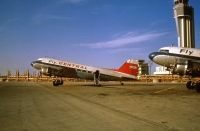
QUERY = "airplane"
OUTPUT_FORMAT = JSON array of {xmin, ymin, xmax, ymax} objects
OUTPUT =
[
  {"xmin": 149, "ymin": 46, "xmax": 200, "ymax": 92},
  {"xmin": 31, "ymin": 57, "xmax": 139, "ymax": 86}
]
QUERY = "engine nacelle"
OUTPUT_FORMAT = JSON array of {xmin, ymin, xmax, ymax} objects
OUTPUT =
[
  {"xmin": 41, "ymin": 67, "xmax": 51, "ymax": 76},
  {"xmin": 172, "ymin": 64, "xmax": 188, "ymax": 75},
  {"xmin": 172, "ymin": 62, "xmax": 200, "ymax": 77}
]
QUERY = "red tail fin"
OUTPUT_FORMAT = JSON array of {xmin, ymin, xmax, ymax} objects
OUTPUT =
[{"xmin": 117, "ymin": 59, "xmax": 139, "ymax": 76}]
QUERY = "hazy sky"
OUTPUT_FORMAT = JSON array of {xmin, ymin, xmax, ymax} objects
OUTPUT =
[{"xmin": 0, "ymin": 0, "xmax": 200, "ymax": 75}]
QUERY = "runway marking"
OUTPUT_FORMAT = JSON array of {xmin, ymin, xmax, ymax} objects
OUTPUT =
[{"xmin": 153, "ymin": 87, "xmax": 175, "ymax": 94}]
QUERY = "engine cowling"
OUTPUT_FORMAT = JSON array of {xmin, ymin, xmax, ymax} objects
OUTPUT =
[
  {"xmin": 41, "ymin": 67, "xmax": 51, "ymax": 76},
  {"xmin": 172, "ymin": 62, "xmax": 200, "ymax": 77},
  {"xmin": 172, "ymin": 64, "xmax": 188, "ymax": 76}
]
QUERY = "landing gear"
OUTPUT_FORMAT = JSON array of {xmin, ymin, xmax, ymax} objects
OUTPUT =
[
  {"xmin": 186, "ymin": 80, "xmax": 200, "ymax": 93},
  {"xmin": 53, "ymin": 79, "xmax": 63, "ymax": 86},
  {"xmin": 94, "ymin": 70, "xmax": 101, "ymax": 86},
  {"xmin": 186, "ymin": 80, "xmax": 194, "ymax": 89},
  {"xmin": 195, "ymin": 82, "xmax": 200, "ymax": 93},
  {"xmin": 120, "ymin": 81, "xmax": 124, "ymax": 86}
]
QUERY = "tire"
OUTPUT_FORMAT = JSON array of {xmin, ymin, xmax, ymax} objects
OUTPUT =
[
  {"xmin": 60, "ymin": 80, "xmax": 63, "ymax": 85},
  {"xmin": 53, "ymin": 80, "xmax": 59, "ymax": 86},
  {"xmin": 195, "ymin": 82, "xmax": 200, "ymax": 93},
  {"xmin": 186, "ymin": 81, "xmax": 192, "ymax": 89}
]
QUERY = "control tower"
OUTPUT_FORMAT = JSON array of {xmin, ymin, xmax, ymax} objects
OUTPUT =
[{"xmin": 174, "ymin": 0, "xmax": 195, "ymax": 48}]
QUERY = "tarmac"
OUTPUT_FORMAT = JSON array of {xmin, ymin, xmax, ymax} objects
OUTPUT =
[{"xmin": 0, "ymin": 81, "xmax": 200, "ymax": 131}]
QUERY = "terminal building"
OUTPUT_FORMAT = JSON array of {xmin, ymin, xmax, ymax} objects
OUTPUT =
[
  {"xmin": 153, "ymin": 66, "xmax": 171, "ymax": 75},
  {"xmin": 136, "ymin": 60, "xmax": 149, "ymax": 76}
]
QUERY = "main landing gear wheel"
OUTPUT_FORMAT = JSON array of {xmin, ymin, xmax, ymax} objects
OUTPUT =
[
  {"xmin": 94, "ymin": 70, "xmax": 101, "ymax": 86},
  {"xmin": 194, "ymin": 82, "xmax": 200, "ymax": 93},
  {"xmin": 53, "ymin": 79, "xmax": 63, "ymax": 86},
  {"xmin": 186, "ymin": 80, "xmax": 200, "ymax": 93},
  {"xmin": 186, "ymin": 81, "xmax": 194, "ymax": 89}
]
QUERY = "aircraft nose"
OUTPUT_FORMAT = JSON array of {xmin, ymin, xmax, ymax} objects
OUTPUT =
[
  {"xmin": 31, "ymin": 61, "xmax": 36, "ymax": 67},
  {"xmin": 149, "ymin": 52, "xmax": 157, "ymax": 61},
  {"xmin": 31, "ymin": 62, "xmax": 34, "ymax": 67}
]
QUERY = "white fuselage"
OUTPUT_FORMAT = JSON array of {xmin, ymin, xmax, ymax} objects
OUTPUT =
[
  {"xmin": 31, "ymin": 57, "xmax": 138, "ymax": 80},
  {"xmin": 149, "ymin": 47, "xmax": 200, "ymax": 68}
]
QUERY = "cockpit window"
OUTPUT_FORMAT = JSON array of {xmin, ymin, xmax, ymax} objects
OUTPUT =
[{"xmin": 160, "ymin": 49, "xmax": 169, "ymax": 53}]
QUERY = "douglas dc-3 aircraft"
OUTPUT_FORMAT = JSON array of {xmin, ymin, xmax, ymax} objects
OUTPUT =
[
  {"xmin": 149, "ymin": 46, "xmax": 200, "ymax": 92},
  {"xmin": 31, "ymin": 57, "xmax": 139, "ymax": 86}
]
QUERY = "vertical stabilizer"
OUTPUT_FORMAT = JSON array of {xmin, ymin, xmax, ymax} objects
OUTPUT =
[{"xmin": 117, "ymin": 59, "xmax": 139, "ymax": 76}]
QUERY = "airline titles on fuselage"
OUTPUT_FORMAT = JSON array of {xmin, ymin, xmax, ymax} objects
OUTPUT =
[
  {"xmin": 180, "ymin": 48, "xmax": 193, "ymax": 55},
  {"xmin": 48, "ymin": 59, "xmax": 87, "ymax": 70}
]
